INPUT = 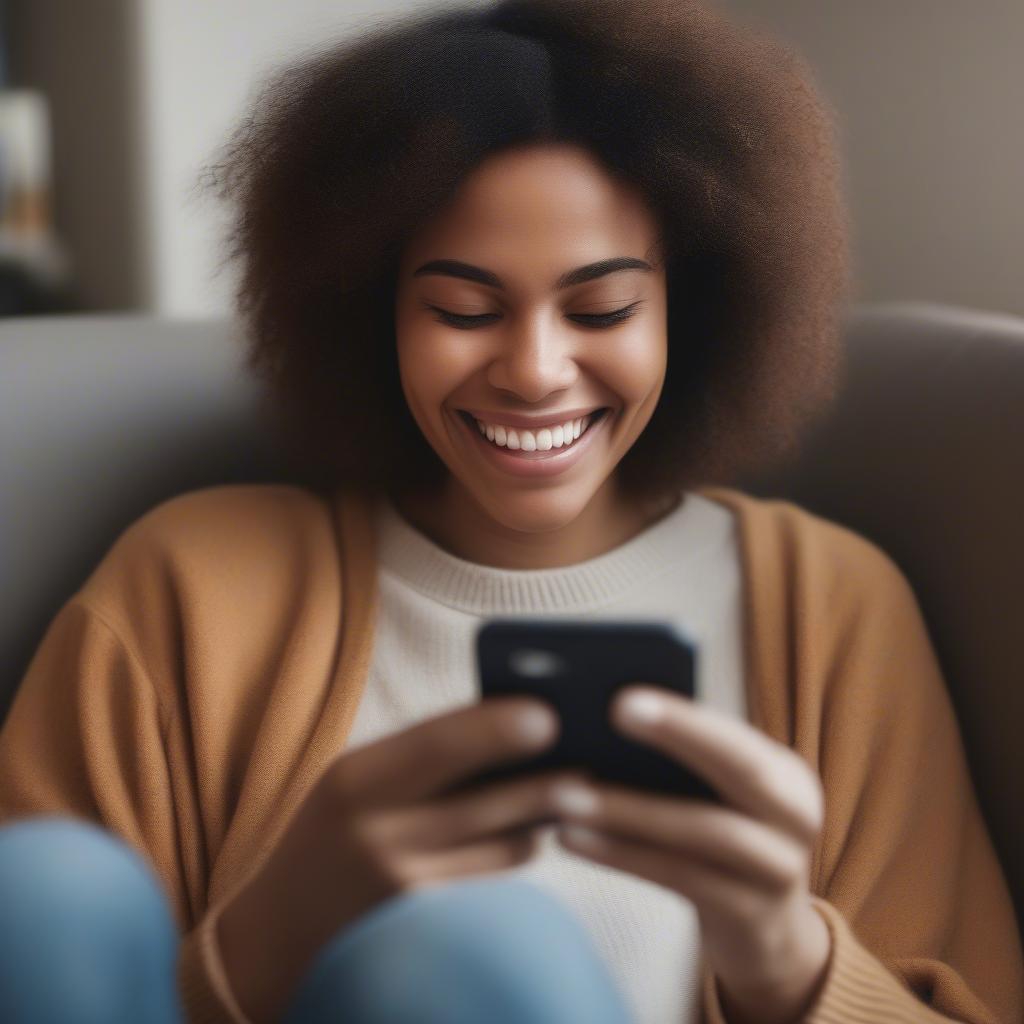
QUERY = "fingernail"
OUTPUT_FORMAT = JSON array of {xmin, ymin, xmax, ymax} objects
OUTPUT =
[
  {"xmin": 517, "ymin": 705, "xmax": 558, "ymax": 745},
  {"xmin": 551, "ymin": 781, "xmax": 599, "ymax": 818},
  {"xmin": 618, "ymin": 690, "xmax": 664, "ymax": 725}
]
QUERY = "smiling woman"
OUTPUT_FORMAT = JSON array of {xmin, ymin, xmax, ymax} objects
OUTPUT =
[{"xmin": 1, "ymin": 3, "xmax": 1021, "ymax": 1024}]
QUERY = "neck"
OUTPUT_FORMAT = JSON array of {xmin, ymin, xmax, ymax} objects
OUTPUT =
[{"xmin": 390, "ymin": 477, "xmax": 682, "ymax": 570}]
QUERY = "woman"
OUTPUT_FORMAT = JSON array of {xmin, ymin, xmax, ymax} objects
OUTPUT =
[{"xmin": 0, "ymin": 1, "xmax": 1020, "ymax": 1023}]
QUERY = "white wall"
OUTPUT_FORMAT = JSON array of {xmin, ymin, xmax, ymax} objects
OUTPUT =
[
  {"xmin": 13, "ymin": 0, "xmax": 1024, "ymax": 318},
  {"xmin": 136, "ymin": 0, "xmax": 429, "ymax": 315}
]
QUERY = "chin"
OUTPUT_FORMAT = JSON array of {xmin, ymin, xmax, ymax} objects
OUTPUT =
[{"xmin": 473, "ymin": 487, "xmax": 594, "ymax": 534}]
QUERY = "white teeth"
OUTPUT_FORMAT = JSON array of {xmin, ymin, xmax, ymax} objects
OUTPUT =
[{"xmin": 472, "ymin": 412, "xmax": 596, "ymax": 452}]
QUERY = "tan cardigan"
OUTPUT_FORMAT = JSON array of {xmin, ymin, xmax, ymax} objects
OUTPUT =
[{"xmin": 0, "ymin": 483, "xmax": 1020, "ymax": 1023}]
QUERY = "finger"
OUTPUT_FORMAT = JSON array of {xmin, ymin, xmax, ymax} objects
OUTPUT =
[
  {"xmin": 375, "ymin": 769, "xmax": 588, "ymax": 851},
  {"xmin": 335, "ymin": 697, "xmax": 560, "ymax": 808},
  {"xmin": 611, "ymin": 688, "xmax": 824, "ymax": 844},
  {"xmin": 557, "ymin": 784, "xmax": 809, "ymax": 894},
  {"xmin": 406, "ymin": 828, "xmax": 546, "ymax": 884},
  {"xmin": 558, "ymin": 824, "xmax": 771, "ymax": 926}
]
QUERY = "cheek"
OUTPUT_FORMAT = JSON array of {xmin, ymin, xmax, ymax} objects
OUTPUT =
[
  {"xmin": 599, "ymin": 330, "xmax": 667, "ymax": 401},
  {"xmin": 396, "ymin": 331, "xmax": 476, "ymax": 410}
]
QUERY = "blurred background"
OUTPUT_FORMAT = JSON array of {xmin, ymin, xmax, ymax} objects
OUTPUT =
[{"xmin": 0, "ymin": 0, "xmax": 1021, "ymax": 319}]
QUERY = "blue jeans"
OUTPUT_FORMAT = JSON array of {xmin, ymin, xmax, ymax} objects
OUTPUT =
[{"xmin": 0, "ymin": 816, "xmax": 634, "ymax": 1023}]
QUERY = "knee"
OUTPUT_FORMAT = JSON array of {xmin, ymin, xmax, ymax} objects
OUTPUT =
[
  {"xmin": 0, "ymin": 815, "xmax": 182, "ymax": 1024},
  {"xmin": 0, "ymin": 815, "xmax": 175, "ymax": 941},
  {"xmin": 284, "ymin": 876, "xmax": 632, "ymax": 1024},
  {"xmin": 323, "ymin": 876, "xmax": 580, "ymax": 965},
  {"xmin": 387, "ymin": 875, "xmax": 586, "ymax": 949}
]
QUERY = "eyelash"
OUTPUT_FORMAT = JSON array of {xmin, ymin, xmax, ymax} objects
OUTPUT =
[{"xmin": 428, "ymin": 302, "xmax": 642, "ymax": 330}]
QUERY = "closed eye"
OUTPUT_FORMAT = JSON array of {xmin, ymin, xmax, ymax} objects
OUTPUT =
[{"xmin": 427, "ymin": 302, "xmax": 643, "ymax": 330}]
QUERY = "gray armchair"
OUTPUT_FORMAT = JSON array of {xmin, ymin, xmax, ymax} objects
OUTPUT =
[{"xmin": 2, "ymin": 305, "xmax": 1022, "ymax": 949}]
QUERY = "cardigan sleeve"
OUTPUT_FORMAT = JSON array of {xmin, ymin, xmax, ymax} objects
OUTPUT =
[
  {"xmin": 0, "ymin": 599, "xmax": 254, "ymax": 1024},
  {"xmin": 701, "ymin": 546, "xmax": 1024, "ymax": 1024}
]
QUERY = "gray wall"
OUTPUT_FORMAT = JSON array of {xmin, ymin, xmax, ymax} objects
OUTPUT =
[
  {"xmin": 722, "ymin": 0, "xmax": 1024, "ymax": 319},
  {"xmin": 8, "ymin": 0, "xmax": 151, "ymax": 310}
]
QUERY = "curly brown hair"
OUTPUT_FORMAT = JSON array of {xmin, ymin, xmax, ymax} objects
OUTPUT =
[{"xmin": 204, "ymin": 0, "xmax": 852, "ymax": 503}]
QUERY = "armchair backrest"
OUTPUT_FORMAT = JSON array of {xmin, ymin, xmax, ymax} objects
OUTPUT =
[
  {"xmin": 736, "ymin": 301, "xmax": 1024, "ymax": 940},
  {"xmin": 1, "ymin": 315, "xmax": 295, "ymax": 707}
]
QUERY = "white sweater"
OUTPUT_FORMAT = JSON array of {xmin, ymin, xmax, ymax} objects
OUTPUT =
[{"xmin": 345, "ymin": 490, "xmax": 747, "ymax": 1024}]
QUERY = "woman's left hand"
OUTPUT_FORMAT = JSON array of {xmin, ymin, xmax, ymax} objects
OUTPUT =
[{"xmin": 551, "ymin": 684, "xmax": 833, "ymax": 1024}]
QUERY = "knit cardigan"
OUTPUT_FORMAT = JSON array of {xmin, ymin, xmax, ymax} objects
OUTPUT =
[{"xmin": 0, "ymin": 483, "xmax": 1020, "ymax": 1023}]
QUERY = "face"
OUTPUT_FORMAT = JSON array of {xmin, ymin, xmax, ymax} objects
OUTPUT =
[{"xmin": 393, "ymin": 142, "xmax": 669, "ymax": 567}]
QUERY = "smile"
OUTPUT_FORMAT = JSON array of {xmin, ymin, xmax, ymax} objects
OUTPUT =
[
  {"xmin": 473, "ymin": 410, "xmax": 599, "ymax": 450},
  {"xmin": 455, "ymin": 408, "xmax": 611, "ymax": 479}
]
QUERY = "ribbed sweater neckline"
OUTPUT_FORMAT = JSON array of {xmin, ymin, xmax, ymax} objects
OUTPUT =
[{"xmin": 373, "ymin": 490, "xmax": 722, "ymax": 615}]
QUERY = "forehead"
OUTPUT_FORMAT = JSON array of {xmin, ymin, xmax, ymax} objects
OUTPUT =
[{"xmin": 399, "ymin": 143, "xmax": 662, "ymax": 276}]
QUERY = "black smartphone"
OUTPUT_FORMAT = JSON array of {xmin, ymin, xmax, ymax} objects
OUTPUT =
[{"xmin": 443, "ymin": 618, "xmax": 722, "ymax": 804}]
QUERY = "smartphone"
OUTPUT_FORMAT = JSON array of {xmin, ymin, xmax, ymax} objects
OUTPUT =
[{"xmin": 442, "ymin": 619, "xmax": 722, "ymax": 805}]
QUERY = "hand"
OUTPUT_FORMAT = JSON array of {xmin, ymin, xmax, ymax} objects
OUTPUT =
[
  {"xmin": 550, "ymin": 685, "xmax": 833, "ymax": 1024},
  {"xmin": 217, "ymin": 696, "xmax": 586, "ymax": 1024}
]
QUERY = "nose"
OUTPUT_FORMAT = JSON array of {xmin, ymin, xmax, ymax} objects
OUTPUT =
[{"xmin": 485, "ymin": 312, "xmax": 579, "ymax": 404}]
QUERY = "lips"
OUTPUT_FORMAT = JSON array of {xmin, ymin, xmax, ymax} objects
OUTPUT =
[{"xmin": 458, "ymin": 406, "xmax": 608, "ymax": 431}]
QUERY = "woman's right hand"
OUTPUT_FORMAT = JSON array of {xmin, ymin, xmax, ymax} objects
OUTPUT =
[{"xmin": 216, "ymin": 696, "xmax": 586, "ymax": 1024}]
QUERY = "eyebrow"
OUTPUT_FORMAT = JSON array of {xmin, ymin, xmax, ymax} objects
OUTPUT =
[{"xmin": 412, "ymin": 256, "xmax": 653, "ymax": 291}]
